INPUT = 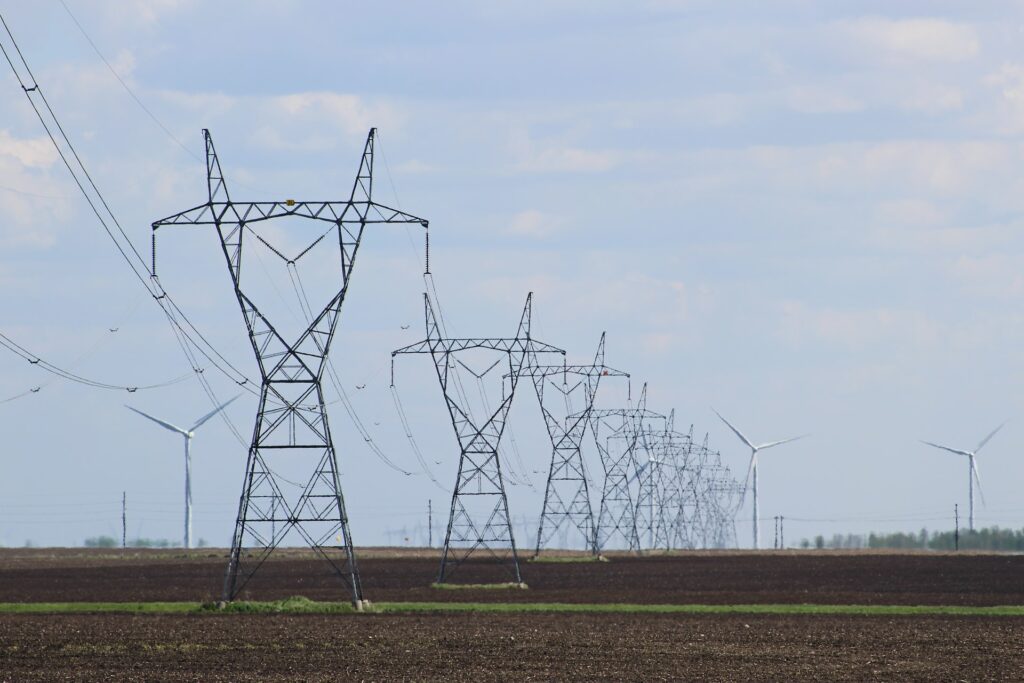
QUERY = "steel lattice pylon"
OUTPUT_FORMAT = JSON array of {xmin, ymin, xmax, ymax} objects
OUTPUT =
[
  {"xmin": 584, "ymin": 385, "xmax": 666, "ymax": 552},
  {"xmin": 638, "ymin": 421, "xmax": 743, "ymax": 551},
  {"xmin": 153, "ymin": 129, "xmax": 428, "ymax": 603},
  {"xmin": 392, "ymin": 293, "xmax": 563, "ymax": 583},
  {"xmin": 526, "ymin": 333, "xmax": 628, "ymax": 556}
]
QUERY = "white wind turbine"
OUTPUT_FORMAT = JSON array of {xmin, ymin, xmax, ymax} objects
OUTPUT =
[
  {"xmin": 126, "ymin": 396, "xmax": 240, "ymax": 549},
  {"xmin": 714, "ymin": 409, "xmax": 807, "ymax": 549},
  {"xmin": 921, "ymin": 423, "xmax": 1004, "ymax": 532}
]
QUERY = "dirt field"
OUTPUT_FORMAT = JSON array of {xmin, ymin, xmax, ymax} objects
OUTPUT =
[
  {"xmin": 1, "ymin": 611, "xmax": 1022, "ymax": 681},
  {"xmin": 0, "ymin": 548, "xmax": 1021, "ymax": 605},
  {"xmin": 1, "ymin": 550, "xmax": 1022, "ymax": 680}
]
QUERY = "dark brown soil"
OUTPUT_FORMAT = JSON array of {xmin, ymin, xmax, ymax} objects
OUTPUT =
[
  {"xmin": 1, "ymin": 611, "xmax": 1022, "ymax": 682},
  {"xmin": 0, "ymin": 548, "xmax": 1022, "ymax": 605}
]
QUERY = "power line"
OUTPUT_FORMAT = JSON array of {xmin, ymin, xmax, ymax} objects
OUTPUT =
[
  {"xmin": 0, "ymin": 12, "xmax": 267, "ymax": 447},
  {"xmin": 0, "ymin": 328, "xmax": 191, "ymax": 392},
  {"xmin": 57, "ymin": 0, "xmax": 201, "ymax": 164}
]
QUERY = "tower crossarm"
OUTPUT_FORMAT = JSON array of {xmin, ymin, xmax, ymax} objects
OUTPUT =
[
  {"xmin": 153, "ymin": 200, "xmax": 427, "ymax": 229},
  {"xmin": 393, "ymin": 338, "xmax": 564, "ymax": 356},
  {"xmin": 520, "ymin": 363, "xmax": 629, "ymax": 378}
]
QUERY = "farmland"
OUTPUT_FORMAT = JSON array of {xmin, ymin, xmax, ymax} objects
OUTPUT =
[{"xmin": 1, "ymin": 549, "xmax": 1023, "ymax": 680}]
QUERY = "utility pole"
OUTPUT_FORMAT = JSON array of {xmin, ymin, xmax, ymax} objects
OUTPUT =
[
  {"xmin": 773, "ymin": 516, "xmax": 779, "ymax": 549},
  {"xmin": 121, "ymin": 491, "xmax": 127, "ymax": 556},
  {"xmin": 428, "ymin": 499, "xmax": 433, "ymax": 549},
  {"xmin": 954, "ymin": 503, "xmax": 959, "ymax": 551},
  {"xmin": 780, "ymin": 515, "xmax": 784, "ymax": 549}
]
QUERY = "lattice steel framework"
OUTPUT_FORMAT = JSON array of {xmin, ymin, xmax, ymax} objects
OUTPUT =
[
  {"xmin": 153, "ymin": 128, "xmax": 428, "ymax": 603},
  {"xmin": 640, "ymin": 423, "xmax": 742, "ymax": 551},
  {"xmin": 526, "ymin": 333, "xmax": 628, "ymax": 556},
  {"xmin": 392, "ymin": 293, "xmax": 564, "ymax": 583},
  {"xmin": 584, "ymin": 385, "xmax": 666, "ymax": 552}
]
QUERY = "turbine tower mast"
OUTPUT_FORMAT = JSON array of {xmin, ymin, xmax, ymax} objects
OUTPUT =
[
  {"xmin": 153, "ymin": 129, "xmax": 429, "ymax": 604},
  {"xmin": 921, "ymin": 422, "xmax": 1003, "ymax": 532},
  {"xmin": 126, "ymin": 396, "xmax": 239, "ymax": 549},
  {"xmin": 714, "ymin": 410, "xmax": 806, "ymax": 550}
]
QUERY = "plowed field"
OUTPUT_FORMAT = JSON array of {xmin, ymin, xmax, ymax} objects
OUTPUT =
[
  {"xmin": 2, "ymin": 549, "xmax": 1022, "ymax": 681},
  {"xmin": 0, "ymin": 548, "xmax": 1021, "ymax": 605},
  {"xmin": 2, "ymin": 612, "xmax": 1022, "ymax": 681}
]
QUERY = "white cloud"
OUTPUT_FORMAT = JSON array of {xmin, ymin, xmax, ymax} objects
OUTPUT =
[
  {"xmin": 0, "ymin": 131, "xmax": 68, "ymax": 244},
  {"xmin": 983, "ymin": 63, "xmax": 1024, "ymax": 134},
  {"xmin": 0, "ymin": 131, "xmax": 58, "ymax": 169},
  {"xmin": 393, "ymin": 159, "xmax": 438, "ymax": 174},
  {"xmin": 93, "ymin": 0, "xmax": 195, "ymax": 28},
  {"xmin": 684, "ymin": 140, "xmax": 1019, "ymax": 201},
  {"xmin": 776, "ymin": 301, "xmax": 941, "ymax": 351},
  {"xmin": 784, "ymin": 86, "xmax": 864, "ymax": 114},
  {"xmin": 505, "ymin": 210, "xmax": 565, "ymax": 239},
  {"xmin": 273, "ymin": 92, "xmax": 387, "ymax": 136},
  {"xmin": 837, "ymin": 17, "xmax": 979, "ymax": 63},
  {"xmin": 896, "ymin": 83, "xmax": 964, "ymax": 114},
  {"xmin": 508, "ymin": 127, "xmax": 619, "ymax": 173},
  {"xmin": 947, "ymin": 253, "xmax": 1024, "ymax": 300}
]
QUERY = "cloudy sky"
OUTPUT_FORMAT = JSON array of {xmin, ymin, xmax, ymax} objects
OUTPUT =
[{"xmin": 1, "ymin": 0, "xmax": 1024, "ymax": 549}]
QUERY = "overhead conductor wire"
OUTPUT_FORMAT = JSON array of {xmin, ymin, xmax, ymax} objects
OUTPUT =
[{"xmin": 0, "ymin": 12, "xmax": 265, "ymax": 447}]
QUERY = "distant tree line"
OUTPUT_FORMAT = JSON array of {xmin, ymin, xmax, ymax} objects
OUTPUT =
[
  {"xmin": 83, "ymin": 536, "xmax": 208, "ymax": 548},
  {"xmin": 799, "ymin": 527, "xmax": 1024, "ymax": 551}
]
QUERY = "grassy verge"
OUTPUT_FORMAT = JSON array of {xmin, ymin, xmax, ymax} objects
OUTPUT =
[
  {"xmin": 1, "ymin": 600, "xmax": 1024, "ymax": 617},
  {"xmin": 201, "ymin": 596, "xmax": 357, "ymax": 614},
  {"xmin": 528, "ymin": 555, "xmax": 609, "ymax": 564},
  {"xmin": 378, "ymin": 602, "xmax": 1024, "ymax": 617},
  {"xmin": 0, "ymin": 602, "xmax": 199, "ymax": 614},
  {"xmin": 429, "ymin": 582, "xmax": 528, "ymax": 590}
]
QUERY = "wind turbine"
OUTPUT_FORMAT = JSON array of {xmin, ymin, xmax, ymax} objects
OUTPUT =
[
  {"xmin": 714, "ymin": 409, "xmax": 806, "ymax": 550},
  {"xmin": 126, "ymin": 395, "xmax": 240, "ymax": 549},
  {"xmin": 921, "ymin": 423, "xmax": 1004, "ymax": 532}
]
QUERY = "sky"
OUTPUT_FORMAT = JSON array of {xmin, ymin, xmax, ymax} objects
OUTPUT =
[{"xmin": 1, "ymin": 0, "xmax": 1024, "ymax": 549}]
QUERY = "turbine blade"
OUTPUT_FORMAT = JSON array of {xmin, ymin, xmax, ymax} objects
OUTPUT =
[
  {"xmin": 713, "ymin": 409, "xmax": 755, "ymax": 449},
  {"xmin": 972, "ymin": 460, "xmax": 987, "ymax": 507},
  {"xmin": 126, "ymin": 405, "xmax": 187, "ymax": 435},
  {"xmin": 974, "ymin": 422, "xmax": 1006, "ymax": 454},
  {"xmin": 190, "ymin": 394, "xmax": 242, "ymax": 431},
  {"xmin": 920, "ymin": 440, "xmax": 971, "ymax": 457},
  {"xmin": 757, "ymin": 434, "xmax": 808, "ymax": 451}
]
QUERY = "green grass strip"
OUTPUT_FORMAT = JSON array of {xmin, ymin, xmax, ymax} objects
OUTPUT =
[
  {"xmin": 0, "ymin": 602, "xmax": 200, "ymax": 613},
  {"xmin": 1, "ymin": 600, "xmax": 1023, "ymax": 617},
  {"xmin": 528, "ymin": 555, "xmax": 610, "ymax": 564},
  {"xmin": 376, "ymin": 602, "xmax": 1024, "ymax": 617},
  {"xmin": 429, "ymin": 582, "xmax": 528, "ymax": 590}
]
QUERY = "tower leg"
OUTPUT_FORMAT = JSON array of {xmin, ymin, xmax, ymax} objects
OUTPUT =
[{"xmin": 222, "ymin": 383, "xmax": 362, "ymax": 603}]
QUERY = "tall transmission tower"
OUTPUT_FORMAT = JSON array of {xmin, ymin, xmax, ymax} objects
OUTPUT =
[
  {"xmin": 392, "ymin": 293, "xmax": 563, "ymax": 583},
  {"xmin": 153, "ymin": 129, "xmax": 428, "ymax": 604},
  {"xmin": 526, "ymin": 333, "xmax": 628, "ymax": 556},
  {"xmin": 585, "ymin": 385, "xmax": 665, "ymax": 552}
]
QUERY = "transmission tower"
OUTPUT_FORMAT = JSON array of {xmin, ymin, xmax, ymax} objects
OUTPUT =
[
  {"xmin": 153, "ymin": 129, "xmax": 428, "ymax": 604},
  {"xmin": 392, "ymin": 293, "xmax": 563, "ymax": 583},
  {"xmin": 526, "ymin": 333, "xmax": 628, "ymax": 556},
  {"xmin": 586, "ymin": 385, "xmax": 665, "ymax": 552},
  {"xmin": 646, "ymin": 413, "xmax": 693, "ymax": 551}
]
